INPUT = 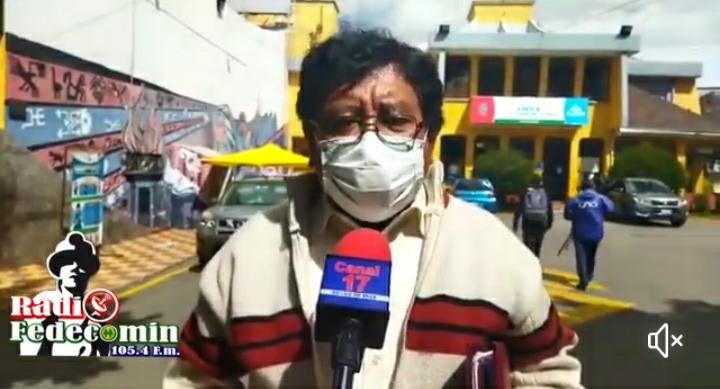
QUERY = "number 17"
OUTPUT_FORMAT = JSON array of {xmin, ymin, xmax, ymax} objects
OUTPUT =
[{"xmin": 343, "ymin": 274, "xmax": 371, "ymax": 292}]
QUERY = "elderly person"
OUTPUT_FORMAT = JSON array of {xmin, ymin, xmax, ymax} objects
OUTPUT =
[{"xmin": 165, "ymin": 30, "xmax": 581, "ymax": 388}]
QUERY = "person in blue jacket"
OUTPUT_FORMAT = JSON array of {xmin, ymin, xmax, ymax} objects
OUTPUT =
[{"xmin": 564, "ymin": 178, "xmax": 615, "ymax": 291}]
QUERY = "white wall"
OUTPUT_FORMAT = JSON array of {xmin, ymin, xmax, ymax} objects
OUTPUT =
[{"xmin": 6, "ymin": 0, "xmax": 287, "ymax": 121}]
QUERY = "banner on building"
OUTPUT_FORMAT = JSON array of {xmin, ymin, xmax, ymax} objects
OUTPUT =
[
  {"xmin": 69, "ymin": 152, "xmax": 105, "ymax": 245},
  {"xmin": 470, "ymin": 96, "xmax": 589, "ymax": 126}
]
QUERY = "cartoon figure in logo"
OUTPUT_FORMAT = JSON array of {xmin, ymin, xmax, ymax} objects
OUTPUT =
[
  {"xmin": 19, "ymin": 232, "xmax": 112, "ymax": 356},
  {"xmin": 48, "ymin": 232, "xmax": 98, "ymax": 298}
]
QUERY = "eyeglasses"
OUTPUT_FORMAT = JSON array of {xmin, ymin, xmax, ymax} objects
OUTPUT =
[{"xmin": 309, "ymin": 114, "xmax": 426, "ymax": 152}]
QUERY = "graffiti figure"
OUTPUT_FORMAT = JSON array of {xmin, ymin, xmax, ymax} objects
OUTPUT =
[
  {"xmin": 21, "ymin": 107, "xmax": 47, "ymax": 129},
  {"xmin": 56, "ymin": 108, "xmax": 93, "ymax": 139},
  {"xmin": 90, "ymin": 75, "xmax": 108, "ymax": 104},
  {"xmin": 122, "ymin": 87, "xmax": 163, "ymax": 155},
  {"xmin": 10, "ymin": 57, "xmax": 46, "ymax": 98},
  {"xmin": 110, "ymin": 82, "xmax": 128, "ymax": 103}
]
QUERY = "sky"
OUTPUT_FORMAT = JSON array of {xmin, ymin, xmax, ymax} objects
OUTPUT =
[{"xmin": 336, "ymin": 0, "xmax": 720, "ymax": 87}]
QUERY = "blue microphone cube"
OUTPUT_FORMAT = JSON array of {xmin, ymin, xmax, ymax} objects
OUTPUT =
[{"xmin": 318, "ymin": 255, "xmax": 391, "ymax": 313}]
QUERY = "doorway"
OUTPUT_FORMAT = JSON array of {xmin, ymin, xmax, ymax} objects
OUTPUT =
[
  {"xmin": 510, "ymin": 137, "xmax": 535, "ymax": 161},
  {"xmin": 543, "ymin": 137, "xmax": 570, "ymax": 200},
  {"xmin": 579, "ymin": 138, "xmax": 605, "ymax": 183},
  {"xmin": 440, "ymin": 135, "xmax": 467, "ymax": 180}
]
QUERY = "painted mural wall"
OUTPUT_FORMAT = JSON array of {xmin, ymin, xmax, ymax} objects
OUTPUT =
[
  {"xmin": 6, "ymin": 0, "xmax": 287, "ymax": 120},
  {"xmin": 4, "ymin": 0, "xmax": 288, "ymax": 221}
]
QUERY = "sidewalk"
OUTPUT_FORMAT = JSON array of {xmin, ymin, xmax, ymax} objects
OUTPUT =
[{"xmin": 0, "ymin": 229, "xmax": 196, "ymax": 305}]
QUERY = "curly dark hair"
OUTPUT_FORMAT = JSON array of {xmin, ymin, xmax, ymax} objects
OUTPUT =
[{"xmin": 296, "ymin": 29, "xmax": 444, "ymax": 140}]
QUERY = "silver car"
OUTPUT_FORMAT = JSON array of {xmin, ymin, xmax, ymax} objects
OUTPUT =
[
  {"xmin": 196, "ymin": 177, "xmax": 288, "ymax": 264},
  {"xmin": 605, "ymin": 177, "xmax": 689, "ymax": 227}
]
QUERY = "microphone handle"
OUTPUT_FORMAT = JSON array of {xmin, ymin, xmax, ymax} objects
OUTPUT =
[
  {"xmin": 332, "ymin": 365, "xmax": 354, "ymax": 389},
  {"xmin": 331, "ymin": 318, "xmax": 365, "ymax": 389}
]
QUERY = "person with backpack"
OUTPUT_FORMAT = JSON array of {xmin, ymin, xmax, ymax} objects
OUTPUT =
[
  {"xmin": 564, "ymin": 178, "xmax": 615, "ymax": 291},
  {"xmin": 513, "ymin": 175, "xmax": 553, "ymax": 257}
]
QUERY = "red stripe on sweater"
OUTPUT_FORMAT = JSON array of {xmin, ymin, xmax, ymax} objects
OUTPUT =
[
  {"xmin": 179, "ymin": 314, "xmax": 235, "ymax": 378},
  {"xmin": 510, "ymin": 326, "xmax": 576, "ymax": 368},
  {"xmin": 230, "ymin": 309, "xmax": 308, "ymax": 347},
  {"xmin": 505, "ymin": 305, "xmax": 577, "ymax": 368},
  {"xmin": 179, "ymin": 341, "xmax": 224, "ymax": 379},
  {"xmin": 234, "ymin": 336, "xmax": 313, "ymax": 371},
  {"xmin": 409, "ymin": 298, "xmax": 510, "ymax": 335},
  {"xmin": 181, "ymin": 314, "xmax": 223, "ymax": 360},
  {"xmin": 406, "ymin": 299, "xmax": 576, "ymax": 369},
  {"xmin": 406, "ymin": 324, "xmax": 490, "ymax": 355},
  {"xmin": 505, "ymin": 305, "xmax": 563, "ymax": 351}
]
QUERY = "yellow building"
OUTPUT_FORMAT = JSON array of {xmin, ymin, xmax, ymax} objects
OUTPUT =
[
  {"xmin": 430, "ymin": 0, "xmax": 720, "ymax": 199},
  {"xmin": 242, "ymin": 0, "xmax": 720, "ymax": 199},
  {"xmin": 285, "ymin": 0, "xmax": 339, "ymax": 155},
  {"xmin": 430, "ymin": 0, "xmax": 642, "ymax": 199}
]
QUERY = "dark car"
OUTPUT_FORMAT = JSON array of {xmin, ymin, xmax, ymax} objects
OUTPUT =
[
  {"xmin": 196, "ymin": 177, "xmax": 288, "ymax": 264},
  {"xmin": 604, "ymin": 177, "xmax": 688, "ymax": 227}
]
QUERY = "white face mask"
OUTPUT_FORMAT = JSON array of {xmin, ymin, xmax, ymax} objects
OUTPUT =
[{"xmin": 319, "ymin": 132, "xmax": 425, "ymax": 223}]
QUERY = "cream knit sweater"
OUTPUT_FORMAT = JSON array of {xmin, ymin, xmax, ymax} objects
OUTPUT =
[{"xmin": 164, "ymin": 163, "xmax": 583, "ymax": 388}]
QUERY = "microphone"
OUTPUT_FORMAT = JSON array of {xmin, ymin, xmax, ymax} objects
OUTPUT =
[{"xmin": 315, "ymin": 228, "xmax": 392, "ymax": 389}]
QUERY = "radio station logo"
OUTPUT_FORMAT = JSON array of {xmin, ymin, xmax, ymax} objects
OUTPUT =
[{"xmin": 9, "ymin": 232, "xmax": 180, "ymax": 358}]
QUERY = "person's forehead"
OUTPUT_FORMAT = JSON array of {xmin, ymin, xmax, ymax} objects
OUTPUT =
[{"xmin": 325, "ymin": 65, "xmax": 419, "ymax": 109}]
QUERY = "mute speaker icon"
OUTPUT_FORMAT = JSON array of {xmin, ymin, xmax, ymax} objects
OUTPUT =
[{"xmin": 647, "ymin": 323, "xmax": 684, "ymax": 359}]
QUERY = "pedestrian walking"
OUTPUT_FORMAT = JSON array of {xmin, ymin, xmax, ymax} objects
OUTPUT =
[
  {"xmin": 564, "ymin": 178, "xmax": 614, "ymax": 291},
  {"xmin": 513, "ymin": 175, "xmax": 553, "ymax": 258}
]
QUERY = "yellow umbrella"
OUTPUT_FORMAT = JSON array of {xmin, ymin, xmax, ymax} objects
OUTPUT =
[{"xmin": 203, "ymin": 143, "xmax": 310, "ymax": 168}]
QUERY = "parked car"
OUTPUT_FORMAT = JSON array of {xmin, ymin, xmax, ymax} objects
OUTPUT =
[
  {"xmin": 450, "ymin": 178, "xmax": 498, "ymax": 213},
  {"xmin": 604, "ymin": 177, "xmax": 688, "ymax": 227},
  {"xmin": 196, "ymin": 177, "xmax": 288, "ymax": 264}
]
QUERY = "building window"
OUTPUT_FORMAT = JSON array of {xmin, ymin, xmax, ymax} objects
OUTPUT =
[
  {"xmin": 630, "ymin": 76, "xmax": 675, "ymax": 101},
  {"xmin": 440, "ymin": 135, "xmax": 467, "ymax": 179},
  {"xmin": 547, "ymin": 57, "xmax": 576, "ymax": 97},
  {"xmin": 510, "ymin": 137, "xmax": 535, "ymax": 160},
  {"xmin": 477, "ymin": 57, "xmax": 505, "ymax": 96},
  {"xmin": 513, "ymin": 57, "xmax": 541, "ymax": 96},
  {"xmin": 583, "ymin": 58, "xmax": 611, "ymax": 101},
  {"xmin": 474, "ymin": 136, "xmax": 499, "ymax": 155},
  {"xmin": 444, "ymin": 56, "xmax": 470, "ymax": 98}
]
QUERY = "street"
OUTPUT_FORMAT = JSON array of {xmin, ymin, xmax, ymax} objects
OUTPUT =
[{"xmin": 3, "ymin": 216, "xmax": 720, "ymax": 388}]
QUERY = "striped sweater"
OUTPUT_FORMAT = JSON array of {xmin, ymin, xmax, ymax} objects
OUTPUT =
[{"xmin": 164, "ymin": 163, "xmax": 582, "ymax": 388}]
